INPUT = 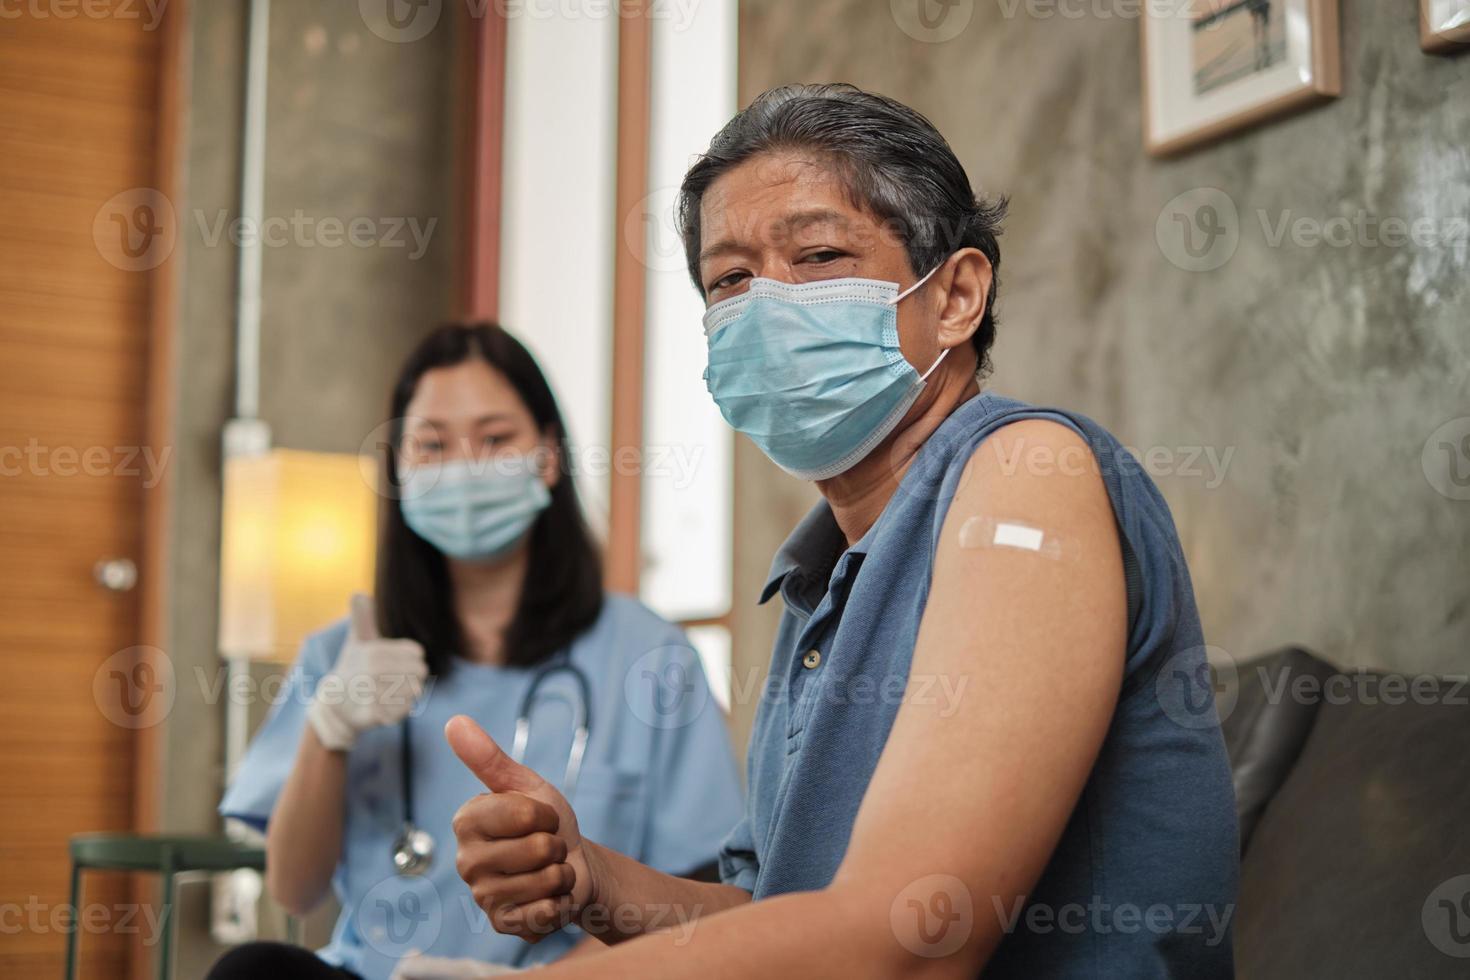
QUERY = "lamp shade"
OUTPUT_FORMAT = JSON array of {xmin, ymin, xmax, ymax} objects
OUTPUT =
[{"xmin": 218, "ymin": 449, "xmax": 378, "ymax": 662}]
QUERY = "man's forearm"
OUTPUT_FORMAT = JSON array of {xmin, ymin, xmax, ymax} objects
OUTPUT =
[
  {"xmin": 526, "ymin": 880, "xmax": 978, "ymax": 980},
  {"xmin": 575, "ymin": 841, "xmax": 751, "ymax": 944}
]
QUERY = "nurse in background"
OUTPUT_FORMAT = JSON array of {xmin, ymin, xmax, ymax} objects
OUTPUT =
[{"xmin": 208, "ymin": 322, "xmax": 743, "ymax": 980}]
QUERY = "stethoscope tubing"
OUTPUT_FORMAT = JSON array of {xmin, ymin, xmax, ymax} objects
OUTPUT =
[{"xmin": 394, "ymin": 655, "xmax": 593, "ymax": 876}]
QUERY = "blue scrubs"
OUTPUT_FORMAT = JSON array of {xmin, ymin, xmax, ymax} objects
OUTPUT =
[{"xmin": 221, "ymin": 595, "xmax": 744, "ymax": 979}]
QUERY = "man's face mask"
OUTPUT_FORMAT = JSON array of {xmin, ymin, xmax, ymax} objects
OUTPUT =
[{"xmin": 701, "ymin": 264, "xmax": 949, "ymax": 481}]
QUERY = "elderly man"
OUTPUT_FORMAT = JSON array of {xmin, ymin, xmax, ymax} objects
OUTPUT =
[{"xmin": 445, "ymin": 84, "xmax": 1239, "ymax": 979}]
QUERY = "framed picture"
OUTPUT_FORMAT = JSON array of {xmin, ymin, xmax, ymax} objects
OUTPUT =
[
  {"xmin": 1142, "ymin": 0, "xmax": 1342, "ymax": 157},
  {"xmin": 1422, "ymin": 0, "xmax": 1470, "ymax": 53}
]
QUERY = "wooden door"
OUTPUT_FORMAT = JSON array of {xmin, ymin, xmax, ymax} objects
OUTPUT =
[{"xmin": 0, "ymin": 8, "xmax": 165, "ymax": 977}]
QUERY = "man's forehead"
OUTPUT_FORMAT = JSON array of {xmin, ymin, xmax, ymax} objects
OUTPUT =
[
  {"xmin": 703, "ymin": 155, "xmax": 853, "ymax": 218},
  {"xmin": 701, "ymin": 168, "xmax": 875, "ymax": 247}
]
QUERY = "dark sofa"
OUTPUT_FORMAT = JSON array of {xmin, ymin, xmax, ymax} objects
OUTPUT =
[{"xmin": 1221, "ymin": 647, "xmax": 1470, "ymax": 978}]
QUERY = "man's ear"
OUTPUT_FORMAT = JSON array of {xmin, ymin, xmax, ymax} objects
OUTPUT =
[{"xmin": 935, "ymin": 248, "xmax": 993, "ymax": 350}]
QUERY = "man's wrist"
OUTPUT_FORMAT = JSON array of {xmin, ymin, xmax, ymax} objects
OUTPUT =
[{"xmin": 574, "ymin": 840, "xmax": 617, "ymax": 932}]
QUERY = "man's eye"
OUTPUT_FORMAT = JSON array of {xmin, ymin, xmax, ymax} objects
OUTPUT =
[
  {"xmin": 710, "ymin": 270, "xmax": 748, "ymax": 292},
  {"xmin": 803, "ymin": 249, "xmax": 845, "ymax": 264}
]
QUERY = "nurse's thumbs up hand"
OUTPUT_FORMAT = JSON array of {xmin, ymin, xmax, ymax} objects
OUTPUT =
[
  {"xmin": 447, "ymin": 715, "xmax": 595, "ymax": 943},
  {"xmin": 306, "ymin": 593, "xmax": 428, "ymax": 752}
]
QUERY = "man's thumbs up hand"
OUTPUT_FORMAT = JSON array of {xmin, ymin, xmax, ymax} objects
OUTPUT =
[
  {"xmin": 446, "ymin": 714, "xmax": 545, "ymax": 795},
  {"xmin": 447, "ymin": 716, "xmax": 597, "ymax": 943},
  {"xmin": 306, "ymin": 593, "xmax": 428, "ymax": 752}
]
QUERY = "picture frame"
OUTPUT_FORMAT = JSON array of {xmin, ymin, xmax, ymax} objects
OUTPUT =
[
  {"xmin": 1422, "ymin": 0, "xmax": 1470, "ymax": 53},
  {"xmin": 1142, "ymin": 0, "xmax": 1342, "ymax": 157}
]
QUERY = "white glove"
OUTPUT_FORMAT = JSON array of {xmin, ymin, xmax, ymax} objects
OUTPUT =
[
  {"xmin": 390, "ymin": 953, "xmax": 525, "ymax": 978},
  {"xmin": 307, "ymin": 593, "xmax": 428, "ymax": 752}
]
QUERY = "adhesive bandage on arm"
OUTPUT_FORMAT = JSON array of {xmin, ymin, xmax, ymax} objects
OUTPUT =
[{"xmin": 957, "ymin": 516, "xmax": 1073, "ymax": 562}]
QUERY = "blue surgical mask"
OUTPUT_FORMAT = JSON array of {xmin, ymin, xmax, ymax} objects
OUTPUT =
[
  {"xmin": 399, "ymin": 457, "xmax": 551, "ymax": 561},
  {"xmin": 702, "ymin": 266, "xmax": 949, "ymax": 480}
]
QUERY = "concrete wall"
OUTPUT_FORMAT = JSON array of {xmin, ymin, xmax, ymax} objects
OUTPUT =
[
  {"xmin": 728, "ymin": 0, "xmax": 1470, "ymax": 740},
  {"xmin": 157, "ymin": 1, "xmax": 458, "ymax": 971}
]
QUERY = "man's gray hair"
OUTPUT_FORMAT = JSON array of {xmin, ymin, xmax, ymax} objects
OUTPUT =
[{"xmin": 677, "ymin": 83, "xmax": 1007, "ymax": 375}]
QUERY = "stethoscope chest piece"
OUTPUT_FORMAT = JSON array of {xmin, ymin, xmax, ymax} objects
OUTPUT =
[{"xmin": 392, "ymin": 822, "xmax": 435, "ymax": 877}]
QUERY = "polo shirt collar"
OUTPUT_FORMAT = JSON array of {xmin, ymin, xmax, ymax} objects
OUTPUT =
[{"xmin": 759, "ymin": 501, "xmax": 859, "ymax": 607}]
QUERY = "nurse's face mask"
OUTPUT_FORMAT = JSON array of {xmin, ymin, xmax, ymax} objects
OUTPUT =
[
  {"xmin": 399, "ymin": 454, "xmax": 551, "ymax": 562},
  {"xmin": 701, "ymin": 263, "xmax": 950, "ymax": 481}
]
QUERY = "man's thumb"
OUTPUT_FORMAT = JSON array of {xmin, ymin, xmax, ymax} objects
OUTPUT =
[
  {"xmin": 445, "ymin": 715, "xmax": 543, "ymax": 794},
  {"xmin": 348, "ymin": 593, "xmax": 380, "ymax": 642}
]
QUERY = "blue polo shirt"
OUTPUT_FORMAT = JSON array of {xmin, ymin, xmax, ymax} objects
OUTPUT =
[{"xmin": 719, "ymin": 393, "xmax": 1239, "ymax": 978}]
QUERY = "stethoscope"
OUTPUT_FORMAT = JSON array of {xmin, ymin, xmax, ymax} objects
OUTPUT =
[{"xmin": 391, "ymin": 656, "xmax": 593, "ymax": 877}]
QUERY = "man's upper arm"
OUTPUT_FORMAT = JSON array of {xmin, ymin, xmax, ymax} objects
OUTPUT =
[{"xmin": 835, "ymin": 419, "xmax": 1127, "ymax": 969}]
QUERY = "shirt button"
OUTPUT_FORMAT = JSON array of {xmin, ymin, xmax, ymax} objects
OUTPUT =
[{"xmin": 802, "ymin": 650, "xmax": 822, "ymax": 670}]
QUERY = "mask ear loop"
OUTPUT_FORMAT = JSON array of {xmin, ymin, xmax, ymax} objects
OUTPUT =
[
  {"xmin": 890, "ymin": 262, "xmax": 943, "ymax": 305},
  {"xmin": 889, "ymin": 262, "xmax": 952, "ymax": 381}
]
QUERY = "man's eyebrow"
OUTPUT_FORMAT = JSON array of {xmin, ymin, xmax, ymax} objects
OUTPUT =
[
  {"xmin": 698, "ymin": 207, "xmax": 852, "ymax": 264},
  {"xmin": 698, "ymin": 238, "xmax": 745, "ymax": 263}
]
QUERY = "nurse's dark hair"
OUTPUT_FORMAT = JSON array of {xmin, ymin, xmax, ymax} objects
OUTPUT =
[
  {"xmin": 375, "ymin": 322, "xmax": 603, "ymax": 674},
  {"xmin": 676, "ymin": 83, "xmax": 1007, "ymax": 375}
]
